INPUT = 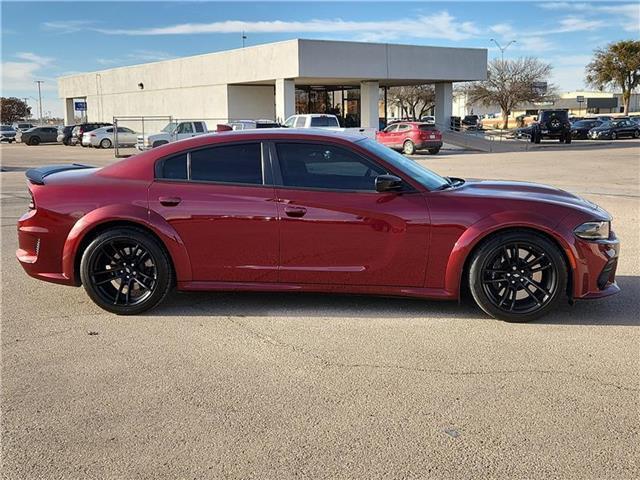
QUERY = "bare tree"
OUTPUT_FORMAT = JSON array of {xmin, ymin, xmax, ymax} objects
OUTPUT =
[
  {"xmin": 586, "ymin": 40, "xmax": 640, "ymax": 115},
  {"xmin": 388, "ymin": 85, "xmax": 435, "ymax": 120},
  {"xmin": 465, "ymin": 58, "xmax": 556, "ymax": 129}
]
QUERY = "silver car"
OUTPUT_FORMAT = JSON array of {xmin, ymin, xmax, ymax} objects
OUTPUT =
[
  {"xmin": 1, "ymin": 125, "xmax": 17, "ymax": 143},
  {"xmin": 82, "ymin": 126, "xmax": 138, "ymax": 148}
]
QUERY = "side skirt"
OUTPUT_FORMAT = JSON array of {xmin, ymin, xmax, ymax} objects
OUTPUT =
[{"xmin": 177, "ymin": 280, "xmax": 457, "ymax": 301}]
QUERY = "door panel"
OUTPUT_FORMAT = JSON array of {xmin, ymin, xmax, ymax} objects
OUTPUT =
[
  {"xmin": 276, "ymin": 189, "xmax": 430, "ymax": 286},
  {"xmin": 149, "ymin": 182, "xmax": 279, "ymax": 282}
]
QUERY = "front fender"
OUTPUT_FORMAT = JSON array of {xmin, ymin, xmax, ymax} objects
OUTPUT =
[
  {"xmin": 443, "ymin": 211, "xmax": 576, "ymax": 297},
  {"xmin": 61, "ymin": 204, "xmax": 192, "ymax": 285}
]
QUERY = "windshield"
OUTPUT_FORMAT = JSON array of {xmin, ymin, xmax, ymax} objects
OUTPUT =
[
  {"xmin": 1, "ymin": 125, "xmax": 14, "ymax": 131},
  {"xmin": 358, "ymin": 139, "xmax": 450, "ymax": 191},
  {"xmin": 161, "ymin": 122, "xmax": 178, "ymax": 133}
]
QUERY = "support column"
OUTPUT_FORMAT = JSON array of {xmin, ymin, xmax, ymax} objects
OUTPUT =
[
  {"xmin": 275, "ymin": 78, "xmax": 295, "ymax": 123},
  {"xmin": 360, "ymin": 80, "xmax": 379, "ymax": 130},
  {"xmin": 435, "ymin": 82, "xmax": 453, "ymax": 130},
  {"xmin": 64, "ymin": 98, "xmax": 74, "ymax": 125}
]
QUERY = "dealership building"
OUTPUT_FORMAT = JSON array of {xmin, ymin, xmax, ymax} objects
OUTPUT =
[{"xmin": 58, "ymin": 39, "xmax": 487, "ymax": 129}]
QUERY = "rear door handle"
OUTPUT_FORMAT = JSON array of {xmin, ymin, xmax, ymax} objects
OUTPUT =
[
  {"xmin": 284, "ymin": 206, "xmax": 307, "ymax": 218},
  {"xmin": 159, "ymin": 196, "xmax": 182, "ymax": 207}
]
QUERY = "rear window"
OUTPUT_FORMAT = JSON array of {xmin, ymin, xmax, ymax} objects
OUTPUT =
[
  {"xmin": 540, "ymin": 111, "xmax": 568, "ymax": 121},
  {"xmin": 158, "ymin": 153, "xmax": 188, "ymax": 180},
  {"xmin": 310, "ymin": 116, "xmax": 340, "ymax": 127},
  {"xmin": 190, "ymin": 143, "xmax": 262, "ymax": 184},
  {"xmin": 418, "ymin": 124, "xmax": 436, "ymax": 131}
]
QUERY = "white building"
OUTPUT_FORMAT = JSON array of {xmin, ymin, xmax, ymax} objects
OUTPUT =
[{"xmin": 58, "ymin": 39, "xmax": 487, "ymax": 129}]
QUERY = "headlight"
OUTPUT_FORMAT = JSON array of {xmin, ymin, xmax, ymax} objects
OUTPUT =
[{"xmin": 574, "ymin": 221, "xmax": 610, "ymax": 240}]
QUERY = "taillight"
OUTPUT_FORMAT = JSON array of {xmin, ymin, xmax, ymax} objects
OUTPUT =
[{"xmin": 28, "ymin": 190, "xmax": 35, "ymax": 210}]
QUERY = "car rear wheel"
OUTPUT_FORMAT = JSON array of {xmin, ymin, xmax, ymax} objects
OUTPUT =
[
  {"xmin": 565, "ymin": 133, "xmax": 571, "ymax": 144},
  {"xmin": 80, "ymin": 227, "xmax": 173, "ymax": 315},
  {"xmin": 428, "ymin": 147, "xmax": 440, "ymax": 155},
  {"xmin": 468, "ymin": 231, "xmax": 567, "ymax": 322},
  {"xmin": 29, "ymin": 137, "xmax": 40, "ymax": 146},
  {"xmin": 100, "ymin": 138, "xmax": 112, "ymax": 149},
  {"xmin": 402, "ymin": 140, "xmax": 415, "ymax": 155}
]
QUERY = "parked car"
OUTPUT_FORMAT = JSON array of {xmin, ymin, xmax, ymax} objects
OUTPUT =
[
  {"xmin": 1, "ymin": 124, "xmax": 17, "ymax": 143},
  {"xmin": 228, "ymin": 119, "xmax": 281, "ymax": 130},
  {"xmin": 283, "ymin": 114, "xmax": 376, "ymax": 138},
  {"xmin": 57, "ymin": 125, "xmax": 75, "ymax": 145},
  {"xmin": 17, "ymin": 130, "xmax": 620, "ymax": 321},
  {"xmin": 13, "ymin": 122, "xmax": 35, "ymax": 132},
  {"xmin": 419, "ymin": 116, "xmax": 435, "ymax": 124},
  {"xmin": 16, "ymin": 126, "xmax": 59, "ymax": 145},
  {"xmin": 376, "ymin": 122, "xmax": 442, "ymax": 154},
  {"xmin": 570, "ymin": 120, "xmax": 603, "ymax": 140},
  {"xmin": 71, "ymin": 123, "xmax": 112, "ymax": 146},
  {"xmin": 82, "ymin": 126, "xmax": 138, "ymax": 148},
  {"xmin": 628, "ymin": 115, "xmax": 640, "ymax": 125},
  {"xmin": 588, "ymin": 119, "xmax": 640, "ymax": 140},
  {"xmin": 137, "ymin": 121, "xmax": 209, "ymax": 150},
  {"xmin": 530, "ymin": 110, "xmax": 572, "ymax": 143},
  {"xmin": 461, "ymin": 115, "xmax": 480, "ymax": 130}
]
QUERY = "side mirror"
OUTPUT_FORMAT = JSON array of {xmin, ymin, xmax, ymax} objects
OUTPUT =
[{"xmin": 375, "ymin": 174, "xmax": 403, "ymax": 192}]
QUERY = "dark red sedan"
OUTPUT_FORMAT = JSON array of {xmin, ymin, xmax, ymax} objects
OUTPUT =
[
  {"xmin": 17, "ymin": 130, "xmax": 619, "ymax": 321},
  {"xmin": 376, "ymin": 122, "xmax": 443, "ymax": 155}
]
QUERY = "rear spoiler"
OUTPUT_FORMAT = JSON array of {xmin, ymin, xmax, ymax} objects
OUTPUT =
[{"xmin": 26, "ymin": 164, "xmax": 94, "ymax": 185}]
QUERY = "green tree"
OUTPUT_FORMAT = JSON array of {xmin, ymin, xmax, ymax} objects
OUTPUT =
[
  {"xmin": 586, "ymin": 40, "xmax": 640, "ymax": 115},
  {"xmin": 1, "ymin": 97, "xmax": 31, "ymax": 124},
  {"xmin": 465, "ymin": 57, "xmax": 556, "ymax": 129}
]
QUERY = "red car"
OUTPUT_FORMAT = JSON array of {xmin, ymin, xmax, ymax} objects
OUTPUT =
[
  {"xmin": 376, "ymin": 122, "xmax": 443, "ymax": 155},
  {"xmin": 17, "ymin": 130, "xmax": 619, "ymax": 322}
]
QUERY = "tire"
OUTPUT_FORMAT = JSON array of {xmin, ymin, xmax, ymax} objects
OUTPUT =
[
  {"xmin": 152, "ymin": 141, "xmax": 169, "ymax": 148},
  {"xmin": 29, "ymin": 137, "xmax": 40, "ymax": 146},
  {"xmin": 80, "ymin": 227, "xmax": 173, "ymax": 315},
  {"xmin": 565, "ymin": 133, "xmax": 571, "ymax": 144},
  {"xmin": 468, "ymin": 230, "xmax": 567, "ymax": 322},
  {"xmin": 611, "ymin": 132, "xmax": 617, "ymax": 140},
  {"xmin": 100, "ymin": 138, "xmax": 112, "ymax": 149},
  {"xmin": 634, "ymin": 130, "xmax": 639, "ymax": 139},
  {"xmin": 428, "ymin": 147, "xmax": 441, "ymax": 155},
  {"xmin": 534, "ymin": 132, "xmax": 541, "ymax": 144},
  {"xmin": 402, "ymin": 140, "xmax": 415, "ymax": 155}
]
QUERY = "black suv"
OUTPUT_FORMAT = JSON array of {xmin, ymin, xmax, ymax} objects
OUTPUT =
[{"xmin": 530, "ymin": 110, "xmax": 571, "ymax": 144}]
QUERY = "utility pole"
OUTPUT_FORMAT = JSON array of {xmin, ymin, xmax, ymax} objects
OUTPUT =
[
  {"xmin": 35, "ymin": 80, "xmax": 44, "ymax": 124},
  {"xmin": 22, "ymin": 98, "xmax": 29, "ymax": 119},
  {"xmin": 490, "ymin": 39, "xmax": 516, "ymax": 63},
  {"xmin": 242, "ymin": 31, "xmax": 247, "ymax": 48}
]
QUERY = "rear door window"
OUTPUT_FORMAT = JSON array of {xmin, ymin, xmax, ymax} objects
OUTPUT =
[
  {"xmin": 157, "ymin": 153, "xmax": 188, "ymax": 180},
  {"xmin": 190, "ymin": 143, "xmax": 262, "ymax": 185},
  {"xmin": 294, "ymin": 117, "xmax": 306, "ymax": 128}
]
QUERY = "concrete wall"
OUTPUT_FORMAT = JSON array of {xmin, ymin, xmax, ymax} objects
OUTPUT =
[{"xmin": 227, "ymin": 85, "xmax": 275, "ymax": 121}]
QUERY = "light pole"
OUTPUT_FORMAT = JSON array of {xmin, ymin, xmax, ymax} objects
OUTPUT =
[
  {"xmin": 35, "ymin": 80, "xmax": 44, "ymax": 124},
  {"xmin": 490, "ymin": 39, "xmax": 516, "ymax": 63}
]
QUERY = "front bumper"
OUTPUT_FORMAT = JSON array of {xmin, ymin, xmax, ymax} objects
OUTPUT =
[{"xmin": 571, "ymin": 232, "xmax": 620, "ymax": 300}]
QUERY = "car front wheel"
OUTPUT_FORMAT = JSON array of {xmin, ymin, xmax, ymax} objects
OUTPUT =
[
  {"xmin": 468, "ymin": 231, "xmax": 567, "ymax": 322},
  {"xmin": 611, "ymin": 132, "xmax": 617, "ymax": 140},
  {"xmin": 80, "ymin": 227, "xmax": 173, "ymax": 315},
  {"xmin": 29, "ymin": 137, "xmax": 40, "ymax": 146}
]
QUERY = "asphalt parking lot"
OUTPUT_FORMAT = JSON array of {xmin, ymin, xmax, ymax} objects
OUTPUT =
[{"xmin": 1, "ymin": 141, "xmax": 639, "ymax": 479}]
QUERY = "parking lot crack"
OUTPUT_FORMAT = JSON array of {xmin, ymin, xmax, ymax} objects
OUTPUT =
[{"xmin": 222, "ymin": 317, "xmax": 637, "ymax": 392}]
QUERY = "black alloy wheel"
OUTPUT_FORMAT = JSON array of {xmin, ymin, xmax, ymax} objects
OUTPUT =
[
  {"xmin": 80, "ymin": 227, "xmax": 172, "ymax": 314},
  {"xmin": 469, "ymin": 231, "xmax": 567, "ymax": 322}
]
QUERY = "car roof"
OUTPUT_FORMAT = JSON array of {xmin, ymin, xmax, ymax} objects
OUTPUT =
[{"xmin": 205, "ymin": 128, "xmax": 365, "ymax": 142}]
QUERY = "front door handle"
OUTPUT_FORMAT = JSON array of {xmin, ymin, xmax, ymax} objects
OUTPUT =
[
  {"xmin": 159, "ymin": 196, "xmax": 182, "ymax": 207},
  {"xmin": 284, "ymin": 206, "xmax": 307, "ymax": 218}
]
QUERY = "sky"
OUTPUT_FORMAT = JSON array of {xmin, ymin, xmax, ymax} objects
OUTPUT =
[{"xmin": 1, "ymin": 0, "xmax": 638, "ymax": 118}]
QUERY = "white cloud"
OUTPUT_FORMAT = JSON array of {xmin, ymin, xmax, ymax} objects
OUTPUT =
[
  {"xmin": 43, "ymin": 12, "xmax": 481, "ymax": 42},
  {"xmin": 538, "ymin": 2, "xmax": 639, "ymax": 32},
  {"xmin": 1, "ymin": 53, "xmax": 56, "ymax": 94}
]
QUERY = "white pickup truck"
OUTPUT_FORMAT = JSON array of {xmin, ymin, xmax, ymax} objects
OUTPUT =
[
  {"xmin": 136, "ymin": 120, "xmax": 208, "ymax": 150},
  {"xmin": 283, "ymin": 114, "xmax": 377, "ymax": 138}
]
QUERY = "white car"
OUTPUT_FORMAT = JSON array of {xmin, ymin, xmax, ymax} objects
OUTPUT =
[
  {"xmin": 82, "ymin": 126, "xmax": 138, "ymax": 148},
  {"xmin": 136, "ymin": 121, "xmax": 209, "ymax": 150}
]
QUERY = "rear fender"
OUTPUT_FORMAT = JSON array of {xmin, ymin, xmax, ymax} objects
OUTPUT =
[
  {"xmin": 444, "ymin": 211, "xmax": 575, "ymax": 297},
  {"xmin": 62, "ymin": 204, "xmax": 192, "ymax": 284}
]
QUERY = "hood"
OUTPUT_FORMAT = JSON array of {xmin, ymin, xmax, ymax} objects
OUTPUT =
[
  {"xmin": 453, "ymin": 179, "xmax": 611, "ymax": 220},
  {"xmin": 591, "ymin": 124, "xmax": 612, "ymax": 132}
]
